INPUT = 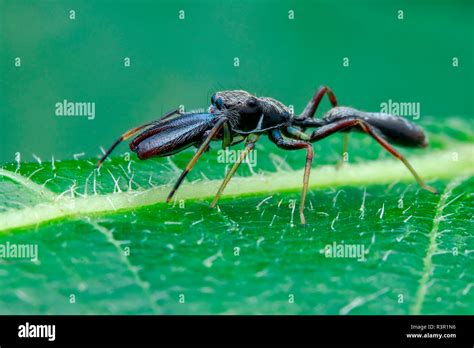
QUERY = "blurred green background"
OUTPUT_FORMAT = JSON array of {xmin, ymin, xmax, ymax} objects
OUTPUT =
[{"xmin": 0, "ymin": 0, "xmax": 472, "ymax": 163}]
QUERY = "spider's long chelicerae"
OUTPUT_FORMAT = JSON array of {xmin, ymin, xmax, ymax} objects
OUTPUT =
[{"xmin": 98, "ymin": 86, "xmax": 437, "ymax": 224}]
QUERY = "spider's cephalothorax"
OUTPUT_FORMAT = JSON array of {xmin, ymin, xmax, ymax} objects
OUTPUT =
[
  {"xmin": 98, "ymin": 86, "xmax": 437, "ymax": 225},
  {"xmin": 209, "ymin": 90, "xmax": 292, "ymax": 134}
]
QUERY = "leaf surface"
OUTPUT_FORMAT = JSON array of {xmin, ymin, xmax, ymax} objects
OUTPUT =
[{"xmin": 0, "ymin": 118, "xmax": 472, "ymax": 314}]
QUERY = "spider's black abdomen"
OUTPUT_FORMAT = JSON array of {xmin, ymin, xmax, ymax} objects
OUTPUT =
[
  {"xmin": 323, "ymin": 106, "xmax": 428, "ymax": 148},
  {"xmin": 362, "ymin": 112, "xmax": 428, "ymax": 147}
]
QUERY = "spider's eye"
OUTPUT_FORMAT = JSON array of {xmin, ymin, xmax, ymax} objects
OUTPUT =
[
  {"xmin": 210, "ymin": 94, "xmax": 216, "ymax": 105},
  {"xmin": 247, "ymin": 97, "xmax": 258, "ymax": 107},
  {"xmin": 216, "ymin": 97, "xmax": 224, "ymax": 110}
]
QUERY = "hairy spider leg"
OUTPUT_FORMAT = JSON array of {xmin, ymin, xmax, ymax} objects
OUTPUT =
[
  {"xmin": 310, "ymin": 118, "xmax": 438, "ymax": 194},
  {"xmin": 336, "ymin": 133, "xmax": 350, "ymax": 169},
  {"xmin": 287, "ymin": 120, "xmax": 349, "ymax": 170},
  {"xmin": 97, "ymin": 109, "xmax": 180, "ymax": 168},
  {"xmin": 210, "ymin": 134, "xmax": 260, "ymax": 208},
  {"xmin": 284, "ymin": 126, "xmax": 311, "ymax": 141},
  {"xmin": 268, "ymin": 129, "xmax": 314, "ymax": 225},
  {"xmin": 297, "ymin": 86, "xmax": 348, "ymax": 165},
  {"xmin": 299, "ymin": 85, "xmax": 338, "ymax": 120},
  {"xmin": 166, "ymin": 117, "xmax": 228, "ymax": 202}
]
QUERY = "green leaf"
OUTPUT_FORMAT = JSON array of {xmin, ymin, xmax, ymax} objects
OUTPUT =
[{"xmin": 0, "ymin": 117, "xmax": 472, "ymax": 314}]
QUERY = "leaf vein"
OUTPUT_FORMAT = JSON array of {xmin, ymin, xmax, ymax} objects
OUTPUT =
[
  {"xmin": 410, "ymin": 175, "xmax": 469, "ymax": 314},
  {"xmin": 86, "ymin": 220, "xmax": 160, "ymax": 314}
]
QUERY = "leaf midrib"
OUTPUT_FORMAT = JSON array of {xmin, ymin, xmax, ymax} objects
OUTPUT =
[{"xmin": 0, "ymin": 144, "xmax": 472, "ymax": 232}]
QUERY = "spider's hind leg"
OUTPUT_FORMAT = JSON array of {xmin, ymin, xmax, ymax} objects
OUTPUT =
[
  {"xmin": 309, "ymin": 117, "xmax": 438, "ymax": 194},
  {"xmin": 298, "ymin": 85, "xmax": 338, "ymax": 120}
]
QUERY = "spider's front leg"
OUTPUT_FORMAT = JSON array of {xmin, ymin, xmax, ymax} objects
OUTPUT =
[
  {"xmin": 210, "ymin": 134, "xmax": 260, "ymax": 208},
  {"xmin": 166, "ymin": 117, "xmax": 228, "ymax": 202},
  {"xmin": 268, "ymin": 128, "xmax": 314, "ymax": 225},
  {"xmin": 98, "ymin": 109, "xmax": 180, "ymax": 168}
]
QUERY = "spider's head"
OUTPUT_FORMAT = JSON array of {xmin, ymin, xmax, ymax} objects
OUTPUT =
[
  {"xmin": 209, "ymin": 90, "xmax": 262, "ymax": 117},
  {"xmin": 210, "ymin": 90, "xmax": 291, "ymax": 133}
]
